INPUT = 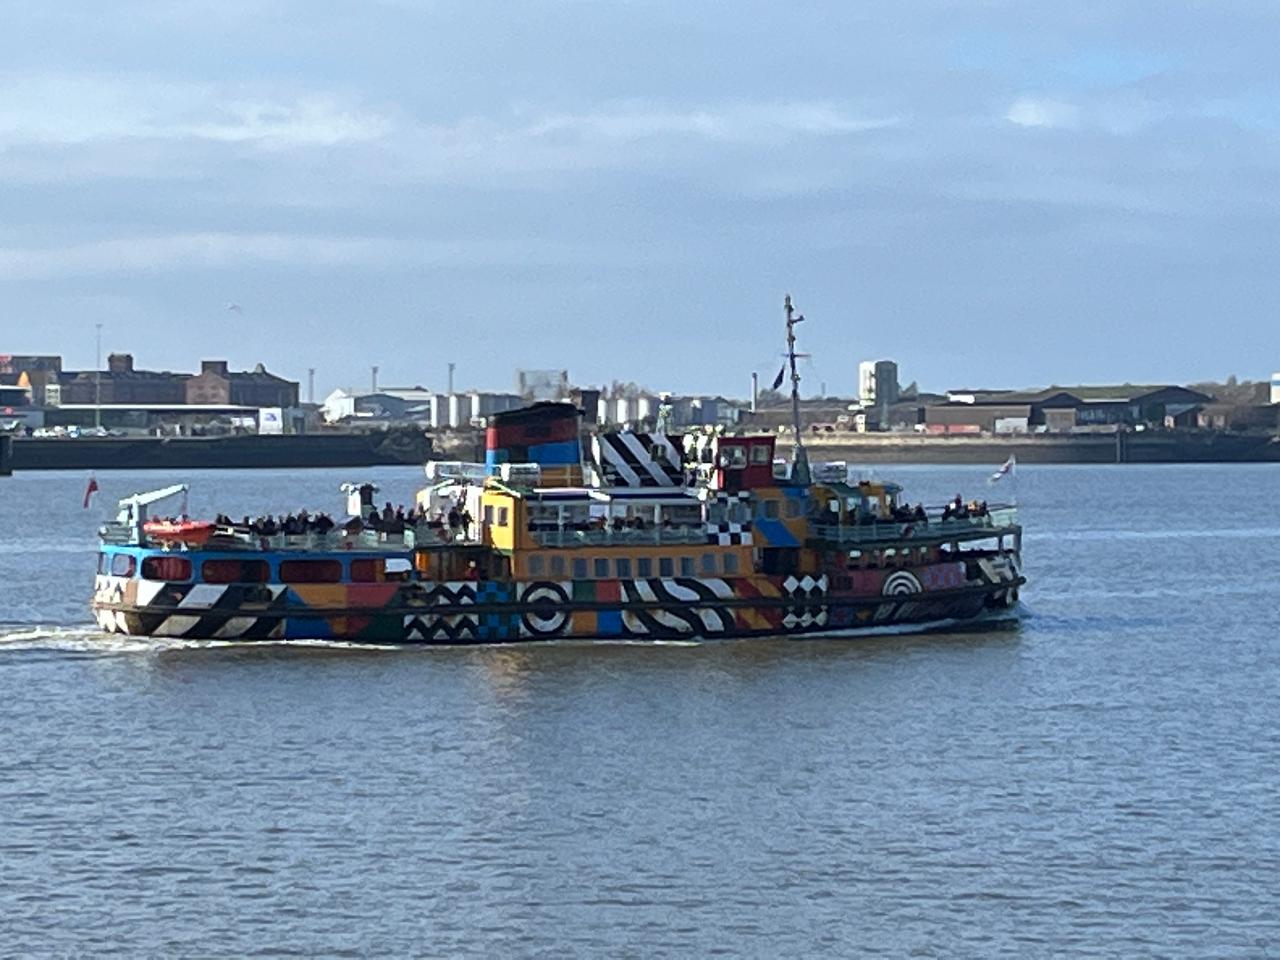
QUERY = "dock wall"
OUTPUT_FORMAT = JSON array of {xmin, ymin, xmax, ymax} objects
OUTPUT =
[{"xmin": 10, "ymin": 431, "xmax": 431, "ymax": 472}]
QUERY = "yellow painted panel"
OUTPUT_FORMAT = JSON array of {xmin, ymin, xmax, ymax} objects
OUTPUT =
[{"xmin": 290, "ymin": 585, "xmax": 349, "ymax": 608}]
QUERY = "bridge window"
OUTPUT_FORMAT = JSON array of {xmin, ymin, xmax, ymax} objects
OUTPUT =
[
  {"xmin": 386, "ymin": 558, "xmax": 413, "ymax": 582},
  {"xmin": 528, "ymin": 554, "xmax": 545, "ymax": 576},
  {"xmin": 615, "ymin": 558, "xmax": 632, "ymax": 578},
  {"xmin": 751, "ymin": 444, "xmax": 771, "ymax": 464},
  {"xmin": 142, "ymin": 556, "xmax": 191, "ymax": 582},
  {"xmin": 550, "ymin": 555, "xmax": 566, "ymax": 577},
  {"xmin": 572, "ymin": 558, "xmax": 588, "ymax": 579},
  {"xmin": 593, "ymin": 558, "xmax": 609, "ymax": 578},
  {"xmin": 280, "ymin": 560, "xmax": 343, "ymax": 583},
  {"xmin": 110, "ymin": 554, "xmax": 136, "ymax": 577},
  {"xmin": 637, "ymin": 557, "xmax": 652, "ymax": 578},
  {"xmin": 700, "ymin": 553, "xmax": 716, "ymax": 574},
  {"xmin": 659, "ymin": 557, "xmax": 674, "ymax": 577},
  {"xmin": 722, "ymin": 554, "xmax": 739, "ymax": 574},
  {"xmin": 97, "ymin": 552, "xmax": 110, "ymax": 574},
  {"xmin": 202, "ymin": 559, "xmax": 269, "ymax": 584},
  {"xmin": 497, "ymin": 507, "xmax": 509, "ymax": 527},
  {"xmin": 760, "ymin": 500, "xmax": 780, "ymax": 520},
  {"xmin": 785, "ymin": 498, "xmax": 803, "ymax": 519},
  {"xmin": 680, "ymin": 556, "xmax": 695, "ymax": 577}
]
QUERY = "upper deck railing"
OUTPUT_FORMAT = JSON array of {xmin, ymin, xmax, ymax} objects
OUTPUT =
[
  {"xmin": 528, "ymin": 526, "xmax": 708, "ymax": 548},
  {"xmin": 812, "ymin": 506, "xmax": 1019, "ymax": 546},
  {"xmin": 99, "ymin": 523, "xmax": 478, "ymax": 553}
]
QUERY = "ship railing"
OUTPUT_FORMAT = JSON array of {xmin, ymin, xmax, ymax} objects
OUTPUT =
[
  {"xmin": 530, "ymin": 526, "xmax": 709, "ymax": 548},
  {"xmin": 817, "ymin": 506, "xmax": 1018, "ymax": 545},
  {"xmin": 124, "ymin": 526, "xmax": 485, "ymax": 553}
]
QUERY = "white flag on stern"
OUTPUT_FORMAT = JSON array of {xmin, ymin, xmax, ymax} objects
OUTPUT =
[{"xmin": 989, "ymin": 455, "xmax": 1016, "ymax": 484}]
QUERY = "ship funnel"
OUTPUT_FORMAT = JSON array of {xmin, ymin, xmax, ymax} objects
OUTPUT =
[{"xmin": 485, "ymin": 402, "xmax": 583, "ymax": 487}]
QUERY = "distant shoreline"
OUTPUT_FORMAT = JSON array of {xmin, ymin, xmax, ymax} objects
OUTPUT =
[
  {"xmin": 802, "ymin": 431, "xmax": 1280, "ymax": 464},
  {"xmin": 6, "ymin": 432, "xmax": 431, "ymax": 472}
]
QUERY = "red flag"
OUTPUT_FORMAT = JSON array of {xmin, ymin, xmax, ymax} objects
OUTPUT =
[{"xmin": 83, "ymin": 475, "xmax": 99, "ymax": 509}]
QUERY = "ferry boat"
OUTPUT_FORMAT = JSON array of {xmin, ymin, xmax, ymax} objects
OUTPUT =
[{"xmin": 91, "ymin": 300, "xmax": 1025, "ymax": 644}]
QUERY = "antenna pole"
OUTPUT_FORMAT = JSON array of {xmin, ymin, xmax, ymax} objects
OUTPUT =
[
  {"xmin": 784, "ymin": 295, "xmax": 811, "ymax": 485},
  {"xmin": 94, "ymin": 322, "xmax": 103, "ymax": 431}
]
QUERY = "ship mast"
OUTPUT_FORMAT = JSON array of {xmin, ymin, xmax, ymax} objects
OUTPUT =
[{"xmin": 784, "ymin": 294, "xmax": 811, "ymax": 485}]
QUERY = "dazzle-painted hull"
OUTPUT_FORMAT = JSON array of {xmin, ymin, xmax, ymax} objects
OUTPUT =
[{"xmin": 91, "ymin": 558, "xmax": 1023, "ymax": 644}]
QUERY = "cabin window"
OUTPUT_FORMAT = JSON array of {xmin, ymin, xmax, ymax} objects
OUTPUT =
[
  {"xmin": 615, "ymin": 558, "xmax": 632, "ymax": 578},
  {"xmin": 751, "ymin": 444, "xmax": 771, "ymax": 464},
  {"xmin": 280, "ymin": 560, "xmax": 343, "ymax": 584},
  {"xmin": 550, "ymin": 555, "xmax": 566, "ymax": 577},
  {"xmin": 637, "ymin": 557, "xmax": 653, "ymax": 578},
  {"xmin": 109, "ymin": 554, "xmax": 136, "ymax": 577},
  {"xmin": 350, "ymin": 558, "xmax": 382, "ymax": 582},
  {"xmin": 528, "ymin": 555, "xmax": 545, "ymax": 576},
  {"xmin": 721, "ymin": 445, "xmax": 747, "ymax": 468},
  {"xmin": 659, "ymin": 557, "xmax": 674, "ymax": 577},
  {"xmin": 593, "ymin": 558, "xmax": 609, "ymax": 578},
  {"xmin": 785, "ymin": 498, "xmax": 803, "ymax": 519},
  {"xmin": 572, "ymin": 558, "xmax": 588, "ymax": 579},
  {"xmin": 497, "ymin": 507, "xmax": 509, "ymax": 527},
  {"xmin": 680, "ymin": 556, "xmax": 695, "ymax": 577},
  {"xmin": 142, "ymin": 556, "xmax": 191, "ymax": 582},
  {"xmin": 202, "ymin": 559, "xmax": 269, "ymax": 584},
  {"xmin": 722, "ymin": 554, "xmax": 739, "ymax": 574},
  {"xmin": 701, "ymin": 553, "xmax": 717, "ymax": 574},
  {"xmin": 760, "ymin": 500, "xmax": 780, "ymax": 520}
]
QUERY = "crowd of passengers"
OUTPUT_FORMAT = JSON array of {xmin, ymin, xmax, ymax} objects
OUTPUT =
[
  {"xmin": 940, "ymin": 495, "xmax": 991, "ymax": 521},
  {"xmin": 214, "ymin": 498, "xmax": 476, "ymax": 542},
  {"xmin": 817, "ymin": 494, "xmax": 990, "ymax": 527}
]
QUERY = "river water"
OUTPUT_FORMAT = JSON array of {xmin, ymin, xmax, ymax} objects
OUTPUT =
[{"xmin": 1, "ymin": 464, "xmax": 1278, "ymax": 957}]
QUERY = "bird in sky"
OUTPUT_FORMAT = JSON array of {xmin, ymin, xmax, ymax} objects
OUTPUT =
[{"xmin": 225, "ymin": 302, "xmax": 243, "ymax": 314}]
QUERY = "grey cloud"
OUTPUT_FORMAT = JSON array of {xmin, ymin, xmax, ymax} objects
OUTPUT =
[{"xmin": 0, "ymin": 0, "xmax": 1278, "ymax": 395}]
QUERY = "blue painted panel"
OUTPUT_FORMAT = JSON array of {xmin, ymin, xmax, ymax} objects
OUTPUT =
[
  {"xmin": 285, "ymin": 617, "xmax": 333, "ymax": 640},
  {"xmin": 752, "ymin": 518, "xmax": 799, "ymax": 547},
  {"xmin": 527, "ymin": 439, "xmax": 580, "ymax": 465},
  {"xmin": 597, "ymin": 609, "xmax": 623, "ymax": 635}
]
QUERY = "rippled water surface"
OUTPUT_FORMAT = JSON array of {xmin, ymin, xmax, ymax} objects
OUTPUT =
[{"xmin": 2, "ymin": 464, "xmax": 1279, "ymax": 957}]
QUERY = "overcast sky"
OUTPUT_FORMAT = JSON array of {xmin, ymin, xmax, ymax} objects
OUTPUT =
[{"xmin": 1, "ymin": 1, "xmax": 1277, "ymax": 398}]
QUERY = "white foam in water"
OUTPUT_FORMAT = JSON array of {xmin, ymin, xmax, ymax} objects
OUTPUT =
[{"xmin": 0, "ymin": 624, "xmax": 166, "ymax": 655}]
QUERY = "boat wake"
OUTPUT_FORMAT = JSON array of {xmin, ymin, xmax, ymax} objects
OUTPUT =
[{"xmin": 0, "ymin": 624, "xmax": 166, "ymax": 655}]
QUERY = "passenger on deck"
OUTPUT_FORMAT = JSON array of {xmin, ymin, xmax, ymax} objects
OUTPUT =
[
  {"xmin": 382, "ymin": 502, "xmax": 395, "ymax": 524},
  {"xmin": 914, "ymin": 504, "xmax": 928, "ymax": 523},
  {"xmin": 459, "ymin": 508, "xmax": 473, "ymax": 539}
]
